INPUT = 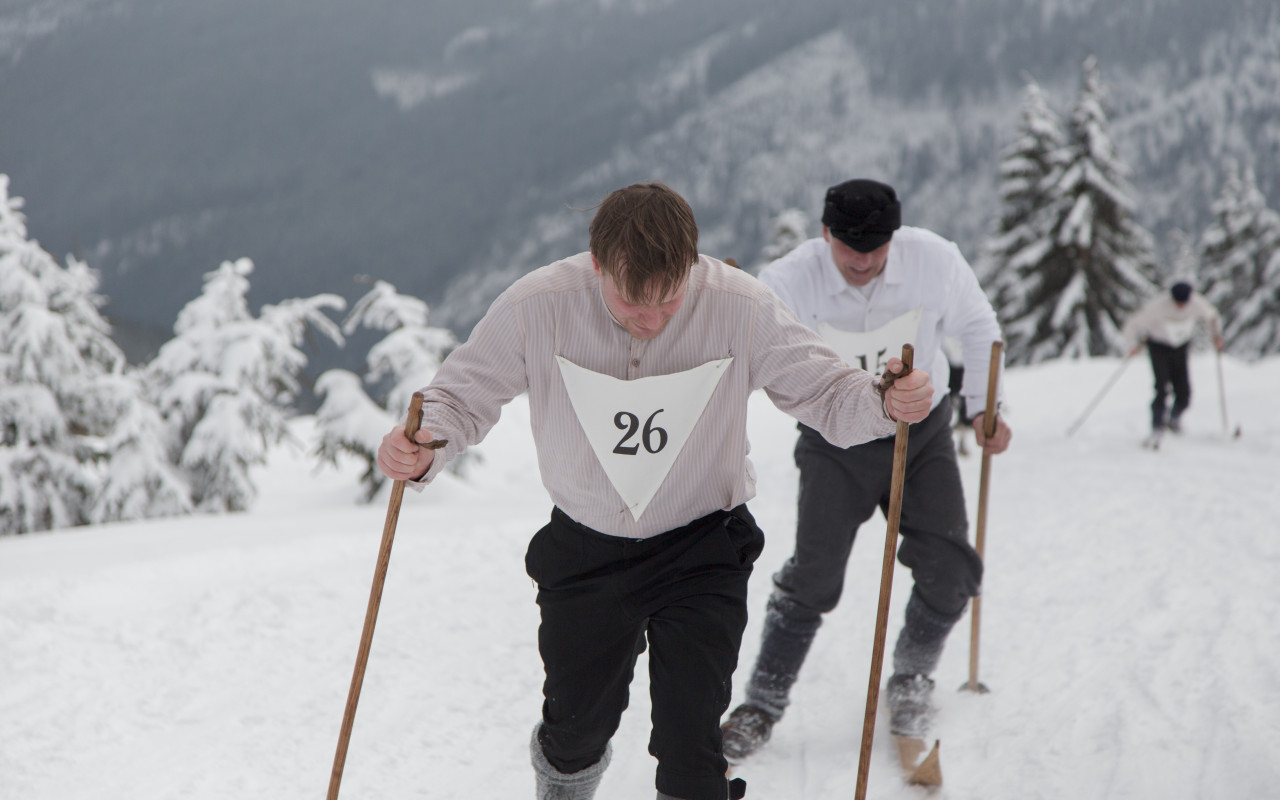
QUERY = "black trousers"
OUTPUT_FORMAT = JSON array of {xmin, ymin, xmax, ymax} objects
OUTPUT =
[
  {"xmin": 525, "ymin": 505, "xmax": 764, "ymax": 800},
  {"xmin": 1147, "ymin": 341, "xmax": 1191, "ymax": 429},
  {"xmin": 773, "ymin": 397, "xmax": 983, "ymax": 621}
]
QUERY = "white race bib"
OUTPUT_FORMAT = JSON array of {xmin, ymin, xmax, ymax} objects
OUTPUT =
[
  {"xmin": 818, "ymin": 308, "xmax": 923, "ymax": 374},
  {"xmin": 556, "ymin": 355, "xmax": 733, "ymax": 521}
]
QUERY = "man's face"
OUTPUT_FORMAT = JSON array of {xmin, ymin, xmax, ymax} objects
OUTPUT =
[
  {"xmin": 593, "ymin": 257, "xmax": 688, "ymax": 341},
  {"xmin": 824, "ymin": 227, "xmax": 890, "ymax": 287}
]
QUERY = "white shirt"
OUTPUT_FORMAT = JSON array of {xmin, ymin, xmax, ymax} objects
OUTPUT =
[
  {"xmin": 757, "ymin": 228, "xmax": 1004, "ymax": 426},
  {"xmin": 1122, "ymin": 292, "xmax": 1221, "ymax": 349},
  {"xmin": 410, "ymin": 252, "xmax": 896, "ymax": 539}
]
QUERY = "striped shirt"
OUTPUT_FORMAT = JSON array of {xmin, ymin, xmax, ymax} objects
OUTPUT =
[{"xmin": 413, "ymin": 251, "xmax": 895, "ymax": 539}]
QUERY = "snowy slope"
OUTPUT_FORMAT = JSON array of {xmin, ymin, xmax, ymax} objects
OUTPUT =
[{"xmin": 2, "ymin": 354, "xmax": 1277, "ymax": 799}]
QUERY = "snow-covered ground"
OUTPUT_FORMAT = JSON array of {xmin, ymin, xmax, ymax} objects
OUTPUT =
[{"xmin": 2, "ymin": 353, "xmax": 1277, "ymax": 800}]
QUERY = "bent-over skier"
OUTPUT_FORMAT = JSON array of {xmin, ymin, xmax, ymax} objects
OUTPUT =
[
  {"xmin": 377, "ymin": 182, "xmax": 934, "ymax": 800},
  {"xmin": 721, "ymin": 178, "xmax": 1012, "ymax": 761}
]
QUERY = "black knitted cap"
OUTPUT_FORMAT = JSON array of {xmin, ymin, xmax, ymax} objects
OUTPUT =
[{"xmin": 822, "ymin": 179, "xmax": 901, "ymax": 253}]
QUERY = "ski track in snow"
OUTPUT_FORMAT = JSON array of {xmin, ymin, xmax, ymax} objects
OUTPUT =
[{"xmin": 1, "ymin": 354, "xmax": 1278, "ymax": 799}]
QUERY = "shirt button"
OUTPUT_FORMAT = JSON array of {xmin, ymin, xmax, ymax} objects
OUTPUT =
[{"xmin": 630, "ymin": 358, "xmax": 640, "ymax": 367}]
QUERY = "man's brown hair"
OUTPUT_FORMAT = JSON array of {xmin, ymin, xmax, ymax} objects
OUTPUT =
[{"xmin": 589, "ymin": 182, "xmax": 698, "ymax": 304}]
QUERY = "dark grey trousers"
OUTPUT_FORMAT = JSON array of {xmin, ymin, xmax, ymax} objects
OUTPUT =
[
  {"xmin": 1147, "ymin": 341, "xmax": 1191, "ymax": 429},
  {"xmin": 744, "ymin": 398, "xmax": 983, "ymax": 717}
]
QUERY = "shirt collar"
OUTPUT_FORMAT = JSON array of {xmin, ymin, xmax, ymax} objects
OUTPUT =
[
  {"xmin": 817, "ymin": 243, "xmax": 850, "ymax": 298},
  {"xmin": 816, "ymin": 238, "xmax": 902, "ymax": 298},
  {"xmin": 595, "ymin": 257, "xmax": 702, "ymax": 334}
]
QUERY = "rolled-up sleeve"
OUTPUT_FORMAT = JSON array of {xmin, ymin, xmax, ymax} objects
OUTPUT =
[{"xmin": 412, "ymin": 293, "xmax": 529, "ymax": 484}]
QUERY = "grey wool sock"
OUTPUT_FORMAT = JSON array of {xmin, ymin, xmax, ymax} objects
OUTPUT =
[
  {"xmin": 744, "ymin": 594, "xmax": 822, "ymax": 719},
  {"xmin": 530, "ymin": 725, "xmax": 612, "ymax": 800},
  {"xmin": 892, "ymin": 591, "xmax": 964, "ymax": 677}
]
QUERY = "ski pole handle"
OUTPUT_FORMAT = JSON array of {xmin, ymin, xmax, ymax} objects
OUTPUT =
[
  {"xmin": 877, "ymin": 348, "xmax": 915, "ymax": 393},
  {"xmin": 980, "ymin": 341, "xmax": 1002, "ymax": 439},
  {"xmin": 402, "ymin": 392, "xmax": 425, "ymax": 440}
]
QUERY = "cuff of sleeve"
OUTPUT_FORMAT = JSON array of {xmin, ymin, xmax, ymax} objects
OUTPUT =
[
  {"xmin": 414, "ymin": 449, "xmax": 449, "ymax": 486},
  {"xmin": 874, "ymin": 372, "xmax": 894, "ymax": 421}
]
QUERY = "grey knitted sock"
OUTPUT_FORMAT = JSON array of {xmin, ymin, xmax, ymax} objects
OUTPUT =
[
  {"xmin": 892, "ymin": 591, "xmax": 963, "ymax": 677},
  {"xmin": 744, "ymin": 594, "xmax": 822, "ymax": 719},
  {"xmin": 530, "ymin": 725, "xmax": 612, "ymax": 800}
]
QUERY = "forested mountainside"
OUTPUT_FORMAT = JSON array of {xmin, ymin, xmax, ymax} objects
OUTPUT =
[{"xmin": 2, "ymin": 0, "xmax": 1275, "ymax": 345}]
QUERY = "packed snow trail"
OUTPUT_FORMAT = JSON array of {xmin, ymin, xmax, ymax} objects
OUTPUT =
[{"xmin": 1, "ymin": 355, "xmax": 1277, "ymax": 800}]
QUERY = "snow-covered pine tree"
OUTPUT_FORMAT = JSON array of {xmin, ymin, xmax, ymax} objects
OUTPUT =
[
  {"xmin": 312, "ymin": 369, "xmax": 396, "ymax": 501},
  {"xmin": 1199, "ymin": 162, "xmax": 1280, "ymax": 358},
  {"xmin": 753, "ymin": 208, "xmax": 811, "ymax": 272},
  {"xmin": 0, "ymin": 176, "xmax": 91, "ymax": 534},
  {"xmin": 313, "ymin": 279, "xmax": 456, "ymax": 502},
  {"xmin": 89, "ymin": 371, "xmax": 193, "ymax": 524},
  {"xmin": 0, "ymin": 175, "xmax": 189, "ymax": 534},
  {"xmin": 145, "ymin": 257, "xmax": 345, "ymax": 512},
  {"xmin": 1000, "ymin": 56, "xmax": 1159, "ymax": 365},
  {"xmin": 977, "ymin": 79, "xmax": 1066, "ymax": 341},
  {"xmin": 1161, "ymin": 228, "xmax": 1200, "ymax": 290}
]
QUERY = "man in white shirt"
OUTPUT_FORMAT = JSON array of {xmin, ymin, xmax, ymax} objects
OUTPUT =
[
  {"xmin": 1122, "ymin": 281, "xmax": 1223, "ymax": 443},
  {"xmin": 377, "ymin": 183, "xmax": 933, "ymax": 800},
  {"xmin": 721, "ymin": 179, "xmax": 1012, "ymax": 760}
]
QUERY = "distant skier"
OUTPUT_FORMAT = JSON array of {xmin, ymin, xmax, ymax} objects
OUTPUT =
[
  {"xmin": 376, "ymin": 182, "xmax": 934, "ymax": 800},
  {"xmin": 720, "ymin": 178, "xmax": 1012, "ymax": 760},
  {"xmin": 1122, "ymin": 280, "xmax": 1223, "ymax": 446},
  {"xmin": 943, "ymin": 336, "xmax": 975, "ymax": 456}
]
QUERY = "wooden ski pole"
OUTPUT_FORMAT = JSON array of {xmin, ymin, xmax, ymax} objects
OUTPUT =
[
  {"xmin": 1065, "ymin": 353, "xmax": 1134, "ymax": 436},
  {"xmin": 855, "ymin": 344, "xmax": 915, "ymax": 800},
  {"xmin": 327, "ymin": 392, "xmax": 428, "ymax": 800},
  {"xmin": 963, "ymin": 341, "xmax": 1002, "ymax": 694}
]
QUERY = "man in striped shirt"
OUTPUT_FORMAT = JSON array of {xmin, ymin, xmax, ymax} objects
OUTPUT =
[{"xmin": 378, "ymin": 182, "xmax": 933, "ymax": 800}]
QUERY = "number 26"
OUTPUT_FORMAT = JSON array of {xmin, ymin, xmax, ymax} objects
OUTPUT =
[{"xmin": 613, "ymin": 409, "xmax": 668, "ymax": 455}]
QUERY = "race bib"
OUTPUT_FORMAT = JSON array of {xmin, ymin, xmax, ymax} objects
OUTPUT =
[
  {"xmin": 556, "ymin": 355, "xmax": 733, "ymax": 521},
  {"xmin": 817, "ymin": 308, "xmax": 923, "ymax": 374}
]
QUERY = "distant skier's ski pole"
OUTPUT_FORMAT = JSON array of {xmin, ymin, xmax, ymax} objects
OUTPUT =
[
  {"xmin": 327, "ymin": 393, "xmax": 427, "ymax": 800},
  {"xmin": 1215, "ymin": 349, "xmax": 1241, "ymax": 438},
  {"xmin": 1065, "ymin": 353, "xmax": 1134, "ymax": 436},
  {"xmin": 856, "ymin": 345, "xmax": 915, "ymax": 800},
  {"xmin": 963, "ymin": 341, "xmax": 1002, "ymax": 694}
]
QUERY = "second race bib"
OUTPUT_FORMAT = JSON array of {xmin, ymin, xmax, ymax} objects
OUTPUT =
[{"xmin": 817, "ymin": 308, "xmax": 923, "ymax": 374}]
